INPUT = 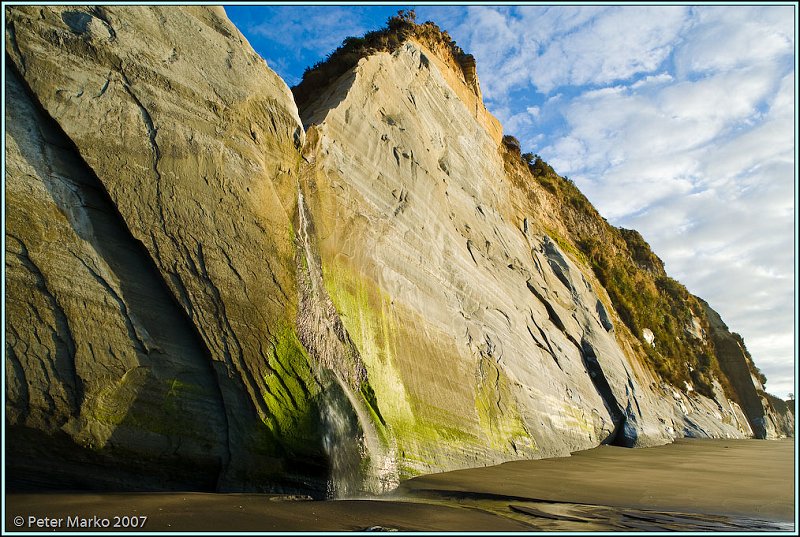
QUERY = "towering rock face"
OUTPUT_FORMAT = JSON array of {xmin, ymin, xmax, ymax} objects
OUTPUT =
[
  {"xmin": 6, "ymin": 64, "xmax": 229, "ymax": 490},
  {"xmin": 295, "ymin": 39, "xmax": 758, "ymax": 479},
  {"xmin": 702, "ymin": 301, "xmax": 794, "ymax": 439},
  {"xmin": 6, "ymin": 5, "xmax": 324, "ymax": 492},
  {"xmin": 5, "ymin": 7, "xmax": 791, "ymax": 495}
]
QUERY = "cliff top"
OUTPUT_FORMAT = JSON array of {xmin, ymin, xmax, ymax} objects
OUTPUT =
[{"xmin": 292, "ymin": 10, "xmax": 479, "ymax": 111}]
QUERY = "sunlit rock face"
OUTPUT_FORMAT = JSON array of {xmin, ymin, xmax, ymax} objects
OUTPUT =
[
  {"xmin": 5, "ymin": 6, "xmax": 786, "ymax": 496},
  {"xmin": 296, "ymin": 40, "xmax": 755, "ymax": 479}
]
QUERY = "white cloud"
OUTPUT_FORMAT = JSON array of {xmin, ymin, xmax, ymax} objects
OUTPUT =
[
  {"xmin": 451, "ymin": 7, "xmax": 530, "ymax": 100},
  {"xmin": 447, "ymin": 5, "xmax": 795, "ymax": 397},
  {"xmin": 492, "ymin": 105, "xmax": 534, "ymax": 135},
  {"xmin": 448, "ymin": 5, "xmax": 687, "ymax": 98},
  {"xmin": 441, "ymin": 6, "xmax": 603, "ymax": 101},
  {"xmin": 674, "ymin": 6, "xmax": 794, "ymax": 75},
  {"xmin": 657, "ymin": 65, "xmax": 777, "ymax": 131},
  {"xmin": 631, "ymin": 72, "xmax": 673, "ymax": 89},
  {"xmin": 531, "ymin": 6, "xmax": 688, "ymax": 93}
]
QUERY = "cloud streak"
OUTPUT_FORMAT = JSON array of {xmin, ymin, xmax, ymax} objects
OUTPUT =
[{"xmin": 436, "ymin": 5, "xmax": 795, "ymax": 396}]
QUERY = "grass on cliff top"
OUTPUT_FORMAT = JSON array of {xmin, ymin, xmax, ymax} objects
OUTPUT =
[
  {"xmin": 502, "ymin": 137, "xmax": 737, "ymax": 400},
  {"xmin": 292, "ymin": 10, "xmax": 473, "ymax": 111}
]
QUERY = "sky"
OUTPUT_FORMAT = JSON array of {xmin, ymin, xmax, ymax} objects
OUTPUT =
[{"xmin": 225, "ymin": 4, "xmax": 796, "ymax": 399}]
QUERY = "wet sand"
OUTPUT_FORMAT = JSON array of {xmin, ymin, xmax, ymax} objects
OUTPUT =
[
  {"xmin": 5, "ymin": 438, "xmax": 795, "ymax": 532},
  {"xmin": 397, "ymin": 438, "xmax": 796, "ymax": 521},
  {"xmin": 393, "ymin": 438, "xmax": 795, "ymax": 531}
]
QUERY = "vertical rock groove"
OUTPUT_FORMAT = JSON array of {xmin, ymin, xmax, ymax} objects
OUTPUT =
[{"xmin": 6, "ymin": 59, "xmax": 231, "ymax": 489}]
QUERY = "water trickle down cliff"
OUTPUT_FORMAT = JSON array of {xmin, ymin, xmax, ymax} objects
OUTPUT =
[{"xmin": 296, "ymin": 181, "xmax": 399, "ymax": 496}]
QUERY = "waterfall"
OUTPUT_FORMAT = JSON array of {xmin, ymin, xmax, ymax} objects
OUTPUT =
[
  {"xmin": 297, "ymin": 189, "xmax": 322, "ymax": 297},
  {"xmin": 319, "ymin": 371, "xmax": 365, "ymax": 499},
  {"xmin": 318, "ymin": 371, "xmax": 399, "ymax": 499},
  {"xmin": 296, "ymin": 187, "xmax": 399, "ymax": 498}
]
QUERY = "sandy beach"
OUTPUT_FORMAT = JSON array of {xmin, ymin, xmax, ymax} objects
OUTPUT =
[{"xmin": 5, "ymin": 438, "xmax": 795, "ymax": 532}]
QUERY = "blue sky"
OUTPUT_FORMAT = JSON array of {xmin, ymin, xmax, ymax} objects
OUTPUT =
[{"xmin": 225, "ymin": 4, "xmax": 796, "ymax": 398}]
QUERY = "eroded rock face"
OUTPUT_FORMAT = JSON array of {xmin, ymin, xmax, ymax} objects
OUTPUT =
[
  {"xmin": 6, "ymin": 5, "xmax": 322, "ymax": 492},
  {"xmin": 6, "ymin": 65, "xmax": 227, "ymax": 490},
  {"xmin": 5, "ymin": 7, "xmax": 782, "ymax": 496},
  {"xmin": 297, "ymin": 40, "xmax": 752, "ymax": 479}
]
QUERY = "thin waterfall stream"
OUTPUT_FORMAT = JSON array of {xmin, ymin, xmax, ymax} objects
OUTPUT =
[{"xmin": 296, "ymin": 187, "xmax": 399, "ymax": 498}]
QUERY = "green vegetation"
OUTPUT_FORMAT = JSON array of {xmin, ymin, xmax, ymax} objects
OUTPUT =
[
  {"xmin": 509, "ymin": 148, "xmax": 597, "ymax": 216},
  {"xmin": 261, "ymin": 327, "xmax": 324, "ymax": 455},
  {"xmin": 760, "ymin": 390, "xmax": 789, "ymax": 415},
  {"xmin": 293, "ymin": 10, "xmax": 474, "ymax": 110},
  {"xmin": 502, "ymin": 135, "xmax": 522, "ymax": 154},
  {"xmin": 619, "ymin": 228, "xmax": 665, "ymax": 274},
  {"xmin": 504, "ymin": 142, "xmax": 737, "ymax": 398},
  {"xmin": 579, "ymin": 233, "xmax": 727, "ymax": 398},
  {"xmin": 544, "ymin": 225, "xmax": 590, "ymax": 268}
]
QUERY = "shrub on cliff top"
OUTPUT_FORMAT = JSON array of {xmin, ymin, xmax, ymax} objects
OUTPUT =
[
  {"xmin": 292, "ymin": 10, "xmax": 473, "ymax": 110},
  {"xmin": 502, "ymin": 135, "xmax": 521, "ymax": 155}
]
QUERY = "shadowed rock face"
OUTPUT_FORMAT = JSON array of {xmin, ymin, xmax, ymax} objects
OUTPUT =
[
  {"xmin": 4, "ymin": 6, "xmax": 790, "ymax": 495},
  {"xmin": 6, "ymin": 5, "xmax": 320, "ymax": 492},
  {"xmin": 6, "ymin": 64, "xmax": 227, "ymax": 490}
]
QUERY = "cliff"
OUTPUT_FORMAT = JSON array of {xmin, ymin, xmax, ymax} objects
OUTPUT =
[
  {"xmin": 6, "ymin": 5, "xmax": 315, "ymax": 492},
  {"xmin": 4, "ymin": 6, "xmax": 793, "ymax": 496}
]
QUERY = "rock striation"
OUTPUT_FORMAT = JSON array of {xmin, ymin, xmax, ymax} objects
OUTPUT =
[
  {"xmin": 294, "ymin": 38, "xmax": 768, "ymax": 479},
  {"xmin": 5, "ymin": 7, "xmax": 793, "ymax": 495},
  {"xmin": 6, "ymin": 5, "xmax": 318, "ymax": 492}
]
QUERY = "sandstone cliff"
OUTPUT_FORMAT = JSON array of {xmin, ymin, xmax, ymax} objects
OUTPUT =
[
  {"xmin": 294, "ymin": 37, "xmax": 763, "ymax": 481},
  {"xmin": 4, "ymin": 7, "xmax": 792, "ymax": 496},
  {"xmin": 6, "ymin": 5, "xmax": 318, "ymax": 492}
]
